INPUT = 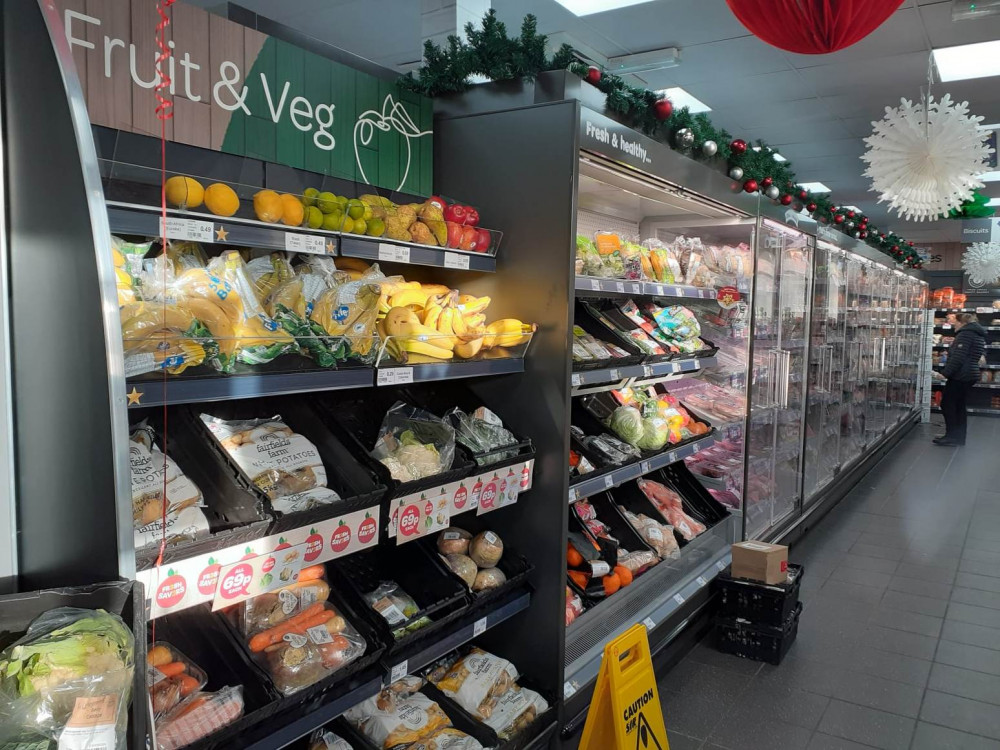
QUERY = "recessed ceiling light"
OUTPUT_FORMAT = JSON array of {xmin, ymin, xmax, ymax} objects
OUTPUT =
[
  {"xmin": 752, "ymin": 146, "xmax": 787, "ymax": 162},
  {"xmin": 987, "ymin": 198, "xmax": 1000, "ymax": 207},
  {"xmin": 798, "ymin": 182, "xmax": 831, "ymax": 193},
  {"xmin": 657, "ymin": 87, "xmax": 711, "ymax": 114},
  {"xmin": 933, "ymin": 40, "xmax": 1000, "ymax": 81},
  {"xmin": 552, "ymin": 0, "xmax": 655, "ymax": 15},
  {"xmin": 979, "ymin": 171, "xmax": 1000, "ymax": 182}
]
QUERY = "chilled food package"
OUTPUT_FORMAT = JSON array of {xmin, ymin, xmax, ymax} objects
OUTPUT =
[
  {"xmin": 371, "ymin": 402, "xmax": 456, "ymax": 483},
  {"xmin": 155, "ymin": 686, "xmax": 244, "ymax": 750},
  {"xmin": 593, "ymin": 231, "xmax": 625, "ymax": 278},
  {"xmin": 363, "ymin": 581, "xmax": 432, "ymax": 640},
  {"xmin": 565, "ymin": 586, "xmax": 584, "ymax": 626},
  {"xmin": 343, "ymin": 684, "xmax": 451, "ymax": 749},
  {"xmin": 147, "ymin": 642, "xmax": 208, "ymax": 719},
  {"xmin": 129, "ymin": 422, "xmax": 210, "ymax": 550},
  {"xmin": 429, "ymin": 647, "xmax": 518, "ymax": 720},
  {"xmin": 620, "ymin": 240, "xmax": 645, "ymax": 280},
  {"xmin": 618, "ymin": 505, "xmax": 680, "ymax": 559},
  {"xmin": 445, "ymin": 407, "xmax": 518, "ymax": 466},
  {"xmin": 241, "ymin": 565, "xmax": 330, "ymax": 634},
  {"xmin": 245, "ymin": 600, "xmax": 367, "ymax": 695},
  {"xmin": 0, "ymin": 608, "xmax": 134, "ymax": 748},
  {"xmin": 576, "ymin": 235, "xmax": 602, "ymax": 276},
  {"xmin": 409, "ymin": 727, "xmax": 485, "ymax": 750},
  {"xmin": 308, "ymin": 728, "xmax": 354, "ymax": 750},
  {"xmin": 636, "ymin": 479, "xmax": 706, "ymax": 540},
  {"xmin": 642, "ymin": 239, "xmax": 682, "ymax": 284},
  {"xmin": 201, "ymin": 414, "xmax": 340, "ymax": 513}
]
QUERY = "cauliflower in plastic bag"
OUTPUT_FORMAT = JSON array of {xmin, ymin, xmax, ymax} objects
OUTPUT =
[{"xmin": 372, "ymin": 402, "xmax": 456, "ymax": 483}]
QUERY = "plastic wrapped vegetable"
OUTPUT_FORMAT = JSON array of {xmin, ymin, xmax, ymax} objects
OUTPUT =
[
  {"xmin": 636, "ymin": 415, "xmax": 669, "ymax": 451},
  {"xmin": 363, "ymin": 582, "xmax": 432, "ymax": 640},
  {"xmin": 445, "ymin": 407, "xmax": 517, "ymax": 466},
  {"xmin": 409, "ymin": 727, "xmax": 484, "ymax": 750},
  {"xmin": 621, "ymin": 241, "xmax": 644, "ymax": 280},
  {"xmin": 594, "ymin": 231, "xmax": 625, "ymax": 278},
  {"xmin": 155, "ymin": 686, "xmax": 244, "ymax": 750},
  {"xmin": 0, "ymin": 608, "xmax": 134, "ymax": 748},
  {"xmin": 372, "ymin": 402, "xmax": 455, "ymax": 483},
  {"xmin": 344, "ymin": 687, "xmax": 451, "ymax": 749},
  {"xmin": 241, "ymin": 565, "xmax": 330, "ymax": 635},
  {"xmin": 267, "ymin": 275, "xmax": 350, "ymax": 368},
  {"xmin": 608, "ymin": 406, "xmax": 644, "ymax": 447},
  {"xmin": 309, "ymin": 728, "xmax": 354, "ymax": 750},
  {"xmin": 576, "ymin": 235, "xmax": 603, "ymax": 277},
  {"xmin": 147, "ymin": 643, "xmax": 208, "ymax": 719}
]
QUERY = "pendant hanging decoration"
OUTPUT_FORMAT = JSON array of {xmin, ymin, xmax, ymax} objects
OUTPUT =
[
  {"xmin": 861, "ymin": 94, "xmax": 994, "ymax": 221},
  {"xmin": 962, "ymin": 241, "xmax": 1000, "ymax": 285}
]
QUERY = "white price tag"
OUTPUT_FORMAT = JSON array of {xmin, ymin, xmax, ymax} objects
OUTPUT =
[
  {"xmin": 603, "ymin": 474, "xmax": 614, "ymax": 489},
  {"xmin": 590, "ymin": 279, "xmax": 601, "ymax": 291},
  {"xmin": 615, "ymin": 281, "xmax": 626, "ymax": 293},
  {"xmin": 691, "ymin": 443, "xmax": 700, "ymax": 454},
  {"xmin": 284, "ymin": 232, "xmax": 326, "ymax": 254},
  {"xmin": 676, "ymin": 287, "xmax": 686, "ymax": 297},
  {"xmin": 671, "ymin": 363, "xmax": 681, "ymax": 374},
  {"xmin": 378, "ymin": 243, "xmax": 411, "ymax": 263},
  {"xmin": 673, "ymin": 593, "xmax": 685, "ymax": 606},
  {"xmin": 564, "ymin": 681, "xmax": 577, "ymax": 698},
  {"xmin": 716, "ymin": 560, "xmax": 727, "ymax": 572},
  {"xmin": 163, "ymin": 217, "xmax": 214, "ymax": 243},
  {"xmin": 654, "ymin": 285, "xmax": 664, "ymax": 296},
  {"xmin": 444, "ymin": 251, "xmax": 470, "ymax": 270},
  {"xmin": 377, "ymin": 367, "xmax": 415, "ymax": 386},
  {"xmin": 667, "ymin": 452, "xmax": 677, "ymax": 464},
  {"xmin": 643, "ymin": 365, "xmax": 653, "ymax": 377},
  {"xmin": 474, "ymin": 617, "xmax": 488, "ymax": 637},
  {"xmin": 640, "ymin": 461, "xmax": 651, "ymax": 475},
  {"xmin": 631, "ymin": 283, "xmax": 641, "ymax": 294},
  {"xmin": 696, "ymin": 576, "xmax": 708, "ymax": 587},
  {"xmin": 642, "ymin": 617, "xmax": 656, "ymax": 631},
  {"xmin": 571, "ymin": 373, "xmax": 582, "ymax": 386},
  {"xmin": 390, "ymin": 661, "xmax": 408, "ymax": 683},
  {"xmin": 568, "ymin": 487, "xmax": 578, "ymax": 503},
  {"xmin": 609, "ymin": 369, "xmax": 620, "ymax": 380}
]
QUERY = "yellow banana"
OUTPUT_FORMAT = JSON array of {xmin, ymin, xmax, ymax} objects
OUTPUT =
[
  {"xmin": 465, "ymin": 313, "xmax": 486, "ymax": 328},
  {"xmin": 423, "ymin": 303, "xmax": 443, "ymax": 329},
  {"xmin": 420, "ymin": 284, "xmax": 453, "ymax": 296},
  {"xmin": 456, "ymin": 294, "xmax": 490, "ymax": 315},
  {"xmin": 434, "ymin": 308, "xmax": 459, "ymax": 350},
  {"xmin": 454, "ymin": 337, "xmax": 484, "ymax": 359},
  {"xmin": 401, "ymin": 339, "xmax": 454, "ymax": 359},
  {"xmin": 389, "ymin": 289, "xmax": 431, "ymax": 309}
]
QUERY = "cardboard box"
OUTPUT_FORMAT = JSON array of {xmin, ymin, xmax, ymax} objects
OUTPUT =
[{"xmin": 731, "ymin": 541, "xmax": 788, "ymax": 584}]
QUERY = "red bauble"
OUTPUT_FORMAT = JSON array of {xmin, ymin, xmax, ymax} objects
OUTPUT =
[
  {"xmin": 879, "ymin": 233, "xmax": 886, "ymax": 239},
  {"xmin": 653, "ymin": 98, "xmax": 673, "ymax": 121},
  {"xmin": 585, "ymin": 66, "xmax": 602, "ymax": 84},
  {"xmin": 908, "ymin": 241, "xmax": 914, "ymax": 246},
  {"xmin": 833, "ymin": 214, "xmax": 845, "ymax": 224},
  {"xmin": 731, "ymin": 139, "xmax": 748, "ymax": 155},
  {"xmin": 761, "ymin": 176, "xmax": 774, "ymax": 188},
  {"xmin": 846, "ymin": 210, "xmax": 855, "ymax": 219},
  {"xmin": 859, "ymin": 230, "xmax": 868, "ymax": 239},
  {"xmin": 891, "ymin": 245, "xmax": 900, "ymax": 253},
  {"xmin": 806, "ymin": 202, "xmax": 818, "ymax": 212},
  {"xmin": 743, "ymin": 179, "xmax": 759, "ymax": 193},
  {"xmin": 780, "ymin": 194, "xmax": 793, "ymax": 205},
  {"xmin": 798, "ymin": 189, "xmax": 808, "ymax": 200}
]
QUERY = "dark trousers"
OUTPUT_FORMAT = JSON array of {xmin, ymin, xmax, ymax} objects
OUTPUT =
[{"xmin": 942, "ymin": 379, "xmax": 974, "ymax": 444}]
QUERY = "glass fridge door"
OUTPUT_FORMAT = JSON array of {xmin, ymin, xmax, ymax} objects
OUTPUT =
[
  {"xmin": 840, "ymin": 257, "xmax": 868, "ymax": 468},
  {"xmin": 866, "ymin": 265, "xmax": 891, "ymax": 440}
]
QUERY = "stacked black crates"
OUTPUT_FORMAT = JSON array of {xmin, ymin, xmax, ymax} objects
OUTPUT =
[{"xmin": 713, "ymin": 564, "xmax": 804, "ymax": 665}]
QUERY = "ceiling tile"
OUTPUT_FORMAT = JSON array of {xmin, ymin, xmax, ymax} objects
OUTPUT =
[
  {"xmin": 784, "ymin": 7, "xmax": 930, "ymax": 69},
  {"xmin": 920, "ymin": 0, "xmax": 1000, "ymax": 47}
]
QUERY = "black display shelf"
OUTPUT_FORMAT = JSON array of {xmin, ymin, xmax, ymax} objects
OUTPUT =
[
  {"xmin": 125, "ymin": 368, "xmax": 372, "ymax": 408},
  {"xmin": 374, "ymin": 358, "xmax": 524, "ymax": 385},
  {"xmin": 568, "ymin": 431, "xmax": 717, "ymax": 503},
  {"xmin": 339, "ymin": 233, "xmax": 496, "ymax": 272},
  {"xmin": 107, "ymin": 202, "xmax": 338, "ymax": 255},
  {"xmin": 574, "ymin": 275, "xmax": 717, "ymax": 300},
  {"xmin": 381, "ymin": 589, "xmax": 531, "ymax": 684},
  {"xmin": 571, "ymin": 355, "xmax": 718, "ymax": 387}
]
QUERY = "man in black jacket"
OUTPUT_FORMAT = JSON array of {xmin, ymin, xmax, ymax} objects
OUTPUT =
[{"xmin": 936, "ymin": 313, "xmax": 987, "ymax": 446}]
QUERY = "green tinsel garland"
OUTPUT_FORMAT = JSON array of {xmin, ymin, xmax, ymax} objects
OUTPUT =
[{"xmin": 400, "ymin": 11, "xmax": 923, "ymax": 268}]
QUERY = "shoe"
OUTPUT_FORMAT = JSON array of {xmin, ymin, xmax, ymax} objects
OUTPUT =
[
  {"xmin": 933, "ymin": 436, "xmax": 949, "ymax": 444},
  {"xmin": 934, "ymin": 439, "xmax": 961, "ymax": 446}
]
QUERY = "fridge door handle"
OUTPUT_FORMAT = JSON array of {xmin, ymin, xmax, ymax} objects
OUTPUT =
[
  {"xmin": 827, "ymin": 345, "xmax": 836, "ymax": 393},
  {"xmin": 780, "ymin": 350, "xmax": 792, "ymax": 408}
]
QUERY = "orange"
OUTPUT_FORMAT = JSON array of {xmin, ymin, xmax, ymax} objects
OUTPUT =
[
  {"xmin": 164, "ymin": 175, "xmax": 204, "ymax": 209},
  {"xmin": 280, "ymin": 193, "xmax": 305, "ymax": 226},
  {"xmin": 253, "ymin": 190, "xmax": 283, "ymax": 223},
  {"xmin": 203, "ymin": 183, "xmax": 240, "ymax": 217}
]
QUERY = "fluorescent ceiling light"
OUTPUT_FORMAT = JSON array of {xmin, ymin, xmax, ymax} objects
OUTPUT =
[
  {"xmin": 987, "ymin": 198, "xmax": 1000, "ymax": 207},
  {"xmin": 752, "ymin": 146, "xmax": 787, "ymax": 162},
  {"xmin": 840, "ymin": 205, "xmax": 863, "ymax": 212},
  {"xmin": 933, "ymin": 40, "xmax": 1000, "ymax": 81},
  {"xmin": 798, "ymin": 182, "xmax": 831, "ymax": 193},
  {"xmin": 658, "ymin": 87, "xmax": 711, "ymax": 113},
  {"xmin": 608, "ymin": 47, "xmax": 680, "ymax": 75},
  {"xmin": 979, "ymin": 171, "xmax": 1000, "ymax": 182},
  {"xmin": 552, "ymin": 0, "xmax": 655, "ymax": 16},
  {"xmin": 979, "ymin": 122, "xmax": 1000, "ymax": 130}
]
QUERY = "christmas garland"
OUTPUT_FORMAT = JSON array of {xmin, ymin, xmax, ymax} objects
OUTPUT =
[{"xmin": 401, "ymin": 11, "xmax": 923, "ymax": 268}]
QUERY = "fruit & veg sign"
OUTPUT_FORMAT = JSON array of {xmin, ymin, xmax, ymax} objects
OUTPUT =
[
  {"xmin": 137, "ymin": 505, "xmax": 379, "ymax": 618},
  {"xmin": 53, "ymin": 0, "xmax": 433, "ymax": 195}
]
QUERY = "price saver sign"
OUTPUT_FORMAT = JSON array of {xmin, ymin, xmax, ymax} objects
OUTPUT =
[{"xmin": 212, "ymin": 542, "xmax": 307, "ymax": 611}]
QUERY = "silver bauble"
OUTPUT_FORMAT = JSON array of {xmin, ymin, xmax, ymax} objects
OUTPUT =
[
  {"xmin": 853, "ymin": 231, "xmax": 861, "ymax": 238},
  {"xmin": 728, "ymin": 166, "xmax": 744, "ymax": 180},
  {"xmin": 845, "ymin": 221, "xmax": 855, "ymax": 230},
  {"xmin": 764, "ymin": 185, "xmax": 780, "ymax": 200},
  {"xmin": 674, "ymin": 128, "xmax": 695, "ymax": 148},
  {"xmin": 702, "ymin": 140, "xmax": 718, "ymax": 157}
]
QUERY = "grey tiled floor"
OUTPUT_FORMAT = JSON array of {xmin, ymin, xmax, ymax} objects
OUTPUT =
[{"xmin": 661, "ymin": 417, "xmax": 1000, "ymax": 750}]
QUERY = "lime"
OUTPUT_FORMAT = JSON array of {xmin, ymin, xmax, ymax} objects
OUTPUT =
[
  {"xmin": 347, "ymin": 199, "xmax": 365, "ymax": 220},
  {"xmin": 317, "ymin": 191, "xmax": 338, "ymax": 213},
  {"xmin": 302, "ymin": 187, "xmax": 320, "ymax": 207},
  {"xmin": 305, "ymin": 206, "xmax": 323, "ymax": 229},
  {"xmin": 341, "ymin": 215, "xmax": 355, "ymax": 234},
  {"xmin": 322, "ymin": 211, "xmax": 343, "ymax": 231},
  {"xmin": 335, "ymin": 195, "xmax": 349, "ymax": 208},
  {"xmin": 351, "ymin": 218, "xmax": 367, "ymax": 235},
  {"xmin": 363, "ymin": 204, "xmax": 374, "ymax": 221},
  {"xmin": 367, "ymin": 217, "xmax": 386, "ymax": 237}
]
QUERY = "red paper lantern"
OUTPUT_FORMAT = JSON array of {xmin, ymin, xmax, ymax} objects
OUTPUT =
[{"xmin": 725, "ymin": 0, "xmax": 905, "ymax": 55}]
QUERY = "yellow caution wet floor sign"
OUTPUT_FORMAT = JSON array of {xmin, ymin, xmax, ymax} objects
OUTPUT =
[{"xmin": 580, "ymin": 622, "xmax": 670, "ymax": 750}]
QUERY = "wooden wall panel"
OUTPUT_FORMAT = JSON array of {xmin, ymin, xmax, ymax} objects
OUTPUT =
[
  {"xmin": 208, "ymin": 11, "xmax": 243, "ymax": 151},
  {"xmin": 173, "ymin": 97, "xmax": 211, "ymax": 149},
  {"xmin": 84, "ymin": 0, "xmax": 133, "ymax": 131},
  {"xmin": 129, "ymin": 0, "xmax": 171, "ymax": 139},
  {"xmin": 170, "ymin": 2, "xmax": 210, "ymax": 103}
]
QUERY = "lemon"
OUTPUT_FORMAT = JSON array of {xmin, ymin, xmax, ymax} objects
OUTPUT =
[
  {"xmin": 302, "ymin": 187, "xmax": 320, "ymax": 207},
  {"xmin": 317, "ymin": 191, "xmax": 338, "ymax": 213},
  {"xmin": 253, "ymin": 190, "xmax": 283, "ymax": 223},
  {"xmin": 366, "ymin": 218, "xmax": 386, "ymax": 237},
  {"xmin": 280, "ymin": 193, "xmax": 305, "ymax": 226},
  {"xmin": 322, "ymin": 211, "xmax": 343, "ymax": 231},
  {"xmin": 363, "ymin": 204, "xmax": 374, "ymax": 221},
  {"xmin": 347, "ymin": 199, "xmax": 365, "ymax": 220},
  {"xmin": 165, "ymin": 175, "xmax": 204, "ymax": 209},
  {"xmin": 341, "ymin": 215, "xmax": 355, "ymax": 234},
  {"xmin": 204, "ymin": 183, "xmax": 240, "ymax": 217},
  {"xmin": 305, "ymin": 206, "xmax": 324, "ymax": 229},
  {"xmin": 351, "ymin": 218, "xmax": 367, "ymax": 235}
]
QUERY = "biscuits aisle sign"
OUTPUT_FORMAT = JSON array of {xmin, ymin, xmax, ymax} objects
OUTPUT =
[
  {"xmin": 53, "ymin": 0, "xmax": 433, "ymax": 195},
  {"xmin": 580, "ymin": 623, "xmax": 670, "ymax": 750}
]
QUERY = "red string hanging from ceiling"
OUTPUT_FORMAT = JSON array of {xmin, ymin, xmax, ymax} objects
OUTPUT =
[{"xmin": 725, "ymin": 0, "xmax": 905, "ymax": 55}]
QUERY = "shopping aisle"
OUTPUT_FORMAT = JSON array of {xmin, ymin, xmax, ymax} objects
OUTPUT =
[{"xmin": 660, "ymin": 417, "xmax": 1000, "ymax": 750}]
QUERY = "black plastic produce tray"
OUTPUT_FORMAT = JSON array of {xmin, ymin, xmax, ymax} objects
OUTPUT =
[
  {"xmin": 578, "ymin": 299, "xmax": 674, "ymax": 363},
  {"xmin": 186, "ymin": 398, "xmax": 387, "ymax": 533},
  {"xmin": 573, "ymin": 299, "xmax": 647, "ymax": 368},
  {"xmin": 715, "ymin": 601, "xmax": 802, "ymax": 665},
  {"xmin": 612, "ymin": 476, "xmax": 705, "ymax": 550},
  {"xmin": 717, "ymin": 563, "xmax": 803, "ymax": 628},
  {"xmin": 327, "ymin": 543, "xmax": 470, "ymax": 657},
  {"xmin": 581, "ymin": 492, "xmax": 661, "ymax": 575},
  {"xmin": 0, "ymin": 580, "xmax": 147, "ymax": 750},
  {"xmin": 656, "ymin": 462, "xmax": 730, "ymax": 527},
  {"xmin": 312, "ymin": 389, "xmax": 475, "ymax": 500}
]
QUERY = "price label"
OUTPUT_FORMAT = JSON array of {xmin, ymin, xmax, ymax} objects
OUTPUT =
[
  {"xmin": 615, "ymin": 281, "xmax": 626, "ymax": 293},
  {"xmin": 378, "ymin": 243, "xmax": 411, "ymax": 264},
  {"xmin": 568, "ymin": 487, "xmax": 578, "ymax": 503},
  {"xmin": 564, "ymin": 681, "xmax": 577, "ymax": 698},
  {"xmin": 676, "ymin": 288, "xmax": 685, "ymax": 297},
  {"xmin": 696, "ymin": 576, "xmax": 708, "ymax": 587},
  {"xmin": 444, "ymin": 252, "xmax": 470, "ymax": 270},
  {"xmin": 163, "ymin": 217, "xmax": 214, "ymax": 243},
  {"xmin": 691, "ymin": 443, "xmax": 701, "ymax": 454},
  {"xmin": 673, "ymin": 593, "xmax": 685, "ymax": 606},
  {"xmin": 474, "ymin": 617, "xmax": 488, "ymax": 637},
  {"xmin": 671, "ymin": 363, "xmax": 681, "ymax": 374},
  {"xmin": 609, "ymin": 369, "xmax": 620, "ymax": 380},
  {"xmin": 284, "ymin": 232, "xmax": 326, "ymax": 254},
  {"xmin": 654, "ymin": 285, "xmax": 665, "ymax": 296},
  {"xmin": 212, "ymin": 544, "xmax": 306, "ymax": 611},
  {"xmin": 603, "ymin": 474, "xmax": 614, "ymax": 489},
  {"xmin": 571, "ymin": 373, "xmax": 582, "ymax": 386},
  {"xmin": 377, "ymin": 367, "xmax": 415, "ymax": 386},
  {"xmin": 630, "ymin": 283, "xmax": 641, "ymax": 294},
  {"xmin": 590, "ymin": 279, "xmax": 601, "ymax": 291},
  {"xmin": 716, "ymin": 560, "xmax": 727, "ymax": 572},
  {"xmin": 667, "ymin": 452, "xmax": 677, "ymax": 464},
  {"xmin": 643, "ymin": 365, "xmax": 653, "ymax": 377},
  {"xmin": 640, "ymin": 461, "xmax": 651, "ymax": 475},
  {"xmin": 390, "ymin": 661, "xmax": 408, "ymax": 684},
  {"xmin": 642, "ymin": 617, "xmax": 656, "ymax": 631}
]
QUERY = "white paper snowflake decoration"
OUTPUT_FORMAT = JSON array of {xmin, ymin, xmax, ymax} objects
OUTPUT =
[
  {"xmin": 963, "ymin": 241, "xmax": 1000, "ymax": 285},
  {"xmin": 861, "ymin": 94, "xmax": 994, "ymax": 221}
]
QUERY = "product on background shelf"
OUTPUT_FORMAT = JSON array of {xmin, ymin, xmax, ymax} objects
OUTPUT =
[
  {"xmin": 637, "ymin": 479, "xmax": 707, "ymax": 540},
  {"xmin": 572, "ymin": 325, "xmax": 632, "ymax": 364},
  {"xmin": 371, "ymin": 402, "xmax": 456, "ymax": 483},
  {"xmin": 618, "ymin": 505, "xmax": 680, "ymax": 559},
  {"xmin": 344, "ymin": 677, "xmax": 452, "ymax": 749},
  {"xmin": 155, "ymin": 686, "xmax": 245, "ymax": 750},
  {"xmin": 364, "ymin": 581, "xmax": 433, "ymax": 640},
  {"xmin": 642, "ymin": 239, "xmax": 683, "ymax": 283},
  {"xmin": 593, "ymin": 388, "xmax": 709, "ymax": 451},
  {"xmin": 0, "ymin": 608, "xmax": 134, "ymax": 746},
  {"xmin": 308, "ymin": 728, "xmax": 353, "ymax": 750},
  {"xmin": 147, "ymin": 642, "xmax": 208, "ymax": 718},
  {"xmin": 565, "ymin": 586, "xmax": 584, "ymax": 627},
  {"xmin": 446, "ymin": 407, "xmax": 519, "ymax": 466}
]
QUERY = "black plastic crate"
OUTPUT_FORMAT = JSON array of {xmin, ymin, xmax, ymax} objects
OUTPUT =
[
  {"xmin": 656, "ymin": 462, "xmax": 731, "ymax": 527},
  {"xmin": 715, "ymin": 601, "xmax": 802, "ymax": 665},
  {"xmin": 311, "ymin": 389, "xmax": 475, "ymax": 500},
  {"xmin": 575, "ymin": 393, "xmax": 715, "ymax": 458},
  {"xmin": 572, "ymin": 299, "xmax": 647, "ymax": 369},
  {"xmin": 717, "ymin": 564, "xmax": 803, "ymax": 628},
  {"xmin": 185, "ymin": 398, "xmax": 387, "ymax": 533},
  {"xmin": 582, "ymin": 492, "xmax": 661, "ymax": 575},
  {"xmin": 578, "ymin": 299, "xmax": 674, "ymax": 363},
  {"xmin": 327, "ymin": 543, "xmax": 470, "ymax": 657},
  {"xmin": 0, "ymin": 580, "xmax": 147, "ymax": 750}
]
